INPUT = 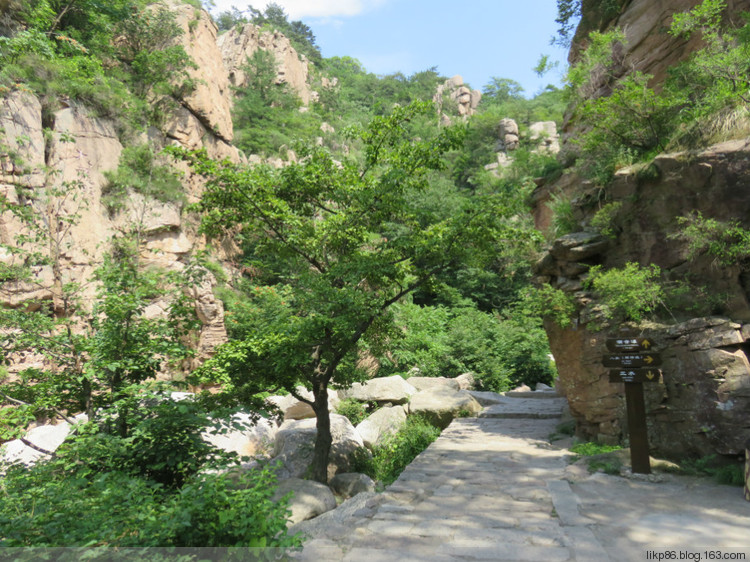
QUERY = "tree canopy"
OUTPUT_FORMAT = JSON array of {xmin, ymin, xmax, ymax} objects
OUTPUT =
[{"xmin": 173, "ymin": 101, "xmax": 531, "ymax": 481}]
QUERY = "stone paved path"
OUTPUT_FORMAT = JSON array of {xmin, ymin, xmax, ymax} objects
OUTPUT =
[{"xmin": 291, "ymin": 394, "xmax": 750, "ymax": 561}]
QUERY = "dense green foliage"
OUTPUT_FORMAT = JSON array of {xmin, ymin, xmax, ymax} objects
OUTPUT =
[
  {"xmin": 585, "ymin": 263, "xmax": 666, "ymax": 325},
  {"xmin": 375, "ymin": 302, "xmax": 554, "ymax": 391},
  {"xmin": 0, "ymin": 0, "xmax": 194, "ymax": 132},
  {"xmin": 351, "ymin": 415, "xmax": 441, "ymax": 486},
  {"xmin": 567, "ymin": 0, "xmax": 750, "ymax": 185},
  {"xmin": 102, "ymin": 143, "xmax": 185, "ymax": 213},
  {"xmin": 176, "ymin": 101, "xmax": 537, "ymax": 481},
  {"xmin": 673, "ymin": 212, "xmax": 750, "ymax": 266},
  {"xmin": 0, "ymin": 431, "xmax": 300, "ymax": 547}
]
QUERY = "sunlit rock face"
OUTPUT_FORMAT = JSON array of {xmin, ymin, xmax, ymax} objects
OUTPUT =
[{"xmin": 534, "ymin": 0, "xmax": 750, "ymax": 459}]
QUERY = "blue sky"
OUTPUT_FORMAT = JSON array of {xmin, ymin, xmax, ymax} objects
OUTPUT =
[{"xmin": 210, "ymin": 1, "xmax": 571, "ymax": 98}]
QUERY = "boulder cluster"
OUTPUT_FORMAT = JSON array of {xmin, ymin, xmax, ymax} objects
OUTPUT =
[{"xmin": 0, "ymin": 374, "xmax": 567, "ymax": 525}]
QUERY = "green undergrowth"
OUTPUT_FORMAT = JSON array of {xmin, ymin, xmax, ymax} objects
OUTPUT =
[
  {"xmin": 351, "ymin": 415, "xmax": 441, "ymax": 486},
  {"xmin": 664, "ymin": 455, "xmax": 745, "ymax": 486}
]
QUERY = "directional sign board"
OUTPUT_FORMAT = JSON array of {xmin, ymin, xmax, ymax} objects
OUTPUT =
[
  {"xmin": 602, "ymin": 353, "xmax": 662, "ymax": 368},
  {"xmin": 606, "ymin": 337, "xmax": 654, "ymax": 352},
  {"xmin": 609, "ymin": 369, "xmax": 662, "ymax": 383}
]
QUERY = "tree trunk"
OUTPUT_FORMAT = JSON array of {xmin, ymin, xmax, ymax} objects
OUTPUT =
[{"xmin": 310, "ymin": 379, "xmax": 332, "ymax": 483}]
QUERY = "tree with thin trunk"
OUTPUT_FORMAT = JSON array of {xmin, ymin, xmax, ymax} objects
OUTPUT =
[{"xmin": 180, "ymin": 101, "xmax": 519, "ymax": 483}]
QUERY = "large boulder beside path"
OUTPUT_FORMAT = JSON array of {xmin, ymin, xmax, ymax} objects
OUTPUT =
[
  {"xmin": 272, "ymin": 478, "xmax": 337, "ymax": 525},
  {"xmin": 272, "ymin": 414, "xmax": 367, "ymax": 480},
  {"xmin": 406, "ymin": 376, "xmax": 460, "ymax": 392},
  {"xmin": 408, "ymin": 387, "xmax": 482, "ymax": 429},
  {"xmin": 355, "ymin": 405, "xmax": 407, "ymax": 449},
  {"xmin": 341, "ymin": 375, "xmax": 417, "ymax": 405}
]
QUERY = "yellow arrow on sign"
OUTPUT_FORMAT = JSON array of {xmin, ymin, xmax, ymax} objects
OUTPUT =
[
  {"xmin": 644, "ymin": 355, "xmax": 654, "ymax": 364},
  {"xmin": 646, "ymin": 371, "xmax": 656, "ymax": 380},
  {"xmin": 642, "ymin": 339, "xmax": 651, "ymax": 349}
]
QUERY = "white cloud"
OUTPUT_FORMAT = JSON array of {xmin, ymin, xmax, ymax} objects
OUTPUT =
[{"xmin": 210, "ymin": 0, "xmax": 388, "ymax": 19}]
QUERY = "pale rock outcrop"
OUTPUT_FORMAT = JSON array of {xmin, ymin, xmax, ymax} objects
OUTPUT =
[
  {"xmin": 218, "ymin": 23, "xmax": 315, "ymax": 105},
  {"xmin": 434, "ymin": 75, "xmax": 481, "ymax": 123},
  {"xmin": 166, "ymin": 0, "xmax": 233, "ymax": 144},
  {"xmin": 273, "ymin": 414, "xmax": 366, "ymax": 480},
  {"xmin": 455, "ymin": 372, "xmax": 476, "ymax": 390},
  {"xmin": 341, "ymin": 375, "xmax": 417, "ymax": 405},
  {"xmin": 406, "ymin": 376, "xmax": 460, "ymax": 392},
  {"xmin": 408, "ymin": 388, "xmax": 482, "ymax": 429},
  {"xmin": 1, "ymin": 414, "xmax": 88, "ymax": 467},
  {"xmin": 497, "ymin": 118, "xmax": 519, "ymax": 152},
  {"xmin": 272, "ymin": 478, "xmax": 337, "ymax": 524},
  {"xmin": 266, "ymin": 387, "xmax": 341, "ymax": 420},
  {"xmin": 329, "ymin": 472, "xmax": 376, "ymax": 498},
  {"xmin": 202, "ymin": 413, "xmax": 277, "ymax": 458},
  {"xmin": 0, "ymin": 90, "xmax": 45, "ymax": 188},
  {"xmin": 355, "ymin": 405, "xmax": 407, "ymax": 449},
  {"xmin": 529, "ymin": 121, "xmax": 560, "ymax": 154}
]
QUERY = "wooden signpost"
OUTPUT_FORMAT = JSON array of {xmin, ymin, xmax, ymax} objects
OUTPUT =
[{"xmin": 604, "ymin": 337, "xmax": 662, "ymax": 474}]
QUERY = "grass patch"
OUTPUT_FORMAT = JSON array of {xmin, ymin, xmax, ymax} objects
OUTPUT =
[
  {"xmin": 351, "ymin": 415, "xmax": 440, "ymax": 486},
  {"xmin": 667, "ymin": 455, "xmax": 745, "ymax": 487}
]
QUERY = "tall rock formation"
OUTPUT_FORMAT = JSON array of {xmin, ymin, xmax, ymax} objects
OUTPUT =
[
  {"xmin": 0, "ymin": 1, "xmax": 239, "ymax": 372},
  {"xmin": 534, "ymin": 0, "xmax": 750, "ymax": 459},
  {"xmin": 218, "ymin": 23, "xmax": 316, "ymax": 106},
  {"xmin": 434, "ymin": 75, "xmax": 481, "ymax": 124}
]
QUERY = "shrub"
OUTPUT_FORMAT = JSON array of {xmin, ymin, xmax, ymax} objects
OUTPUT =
[
  {"xmin": 102, "ymin": 144, "xmax": 184, "ymax": 213},
  {"xmin": 0, "ymin": 459, "xmax": 301, "ymax": 547},
  {"xmin": 335, "ymin": 398, "xmax": 369, "ymax": 426},
  {"xmin": 590, "ymin": 201, "xmax": 623, "ymax": 239},
  {"xmin": 352, "ymin": 415, "xmax": 440, "ymax": 485},
  {"xmin": 585, "ymin": 262, "xmax": 666, "ymax": 324}
]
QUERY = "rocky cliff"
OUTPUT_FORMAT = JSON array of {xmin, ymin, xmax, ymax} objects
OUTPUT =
[
  {"xmin": 0, "ymin": 1, "xmax": 241, "ymax": 370},
  {"xmin": 535, "ymin": 1, "xmax": 750, "ymax": 459}
]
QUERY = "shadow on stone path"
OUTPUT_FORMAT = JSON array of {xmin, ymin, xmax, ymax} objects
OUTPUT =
[{"xmin": 291, "ymin": 394, "xmax": 750, "ymax": 561}]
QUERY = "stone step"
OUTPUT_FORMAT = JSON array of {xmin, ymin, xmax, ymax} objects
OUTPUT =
[{"xmin": 478, "ymin": 397, "xmax": 566, "ymax": 419}]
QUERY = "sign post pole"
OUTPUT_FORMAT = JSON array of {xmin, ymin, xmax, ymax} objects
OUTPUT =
[
  {"xmin": 604, "ymin": 337, "xmax": 660, "ymax": 475},
  {"xmin": 624, "ymin": 382, "xmax": 650, "ymax": 474}
]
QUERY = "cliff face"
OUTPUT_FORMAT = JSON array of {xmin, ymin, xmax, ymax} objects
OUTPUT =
[
  {"xmin": 535, "ymin": 1, "xmax": 750, "ymax": 458},
  {"xmin": 0, "ymin": 1, "xmax": 243, "ymax": 370},
  {"xmin": 218, "ymin": 22, "xmax": 316, "ymax": 106}
]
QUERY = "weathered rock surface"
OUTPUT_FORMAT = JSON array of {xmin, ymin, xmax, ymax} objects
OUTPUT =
[
  {"xmin": 329, "ymin": 472, "xmax": 376, "ymax": 498},
  {"xmin": 355, "ymin": 405, "xmax": 407, "ymax": 449},
  {"xmin": 267, "ymin": 387, "xmax": 341, "ymax": 420},
  {"xmin": 497, "ymin": 118, "xmax": 519, "ymax": 152},
  {"xmin": 341, "ymin": 375, "xmax": 417, "ymax": 405},
  {"xmin": 167, "ymin": 0, "xmax": 234, "ymax": 144},
  {"xmin": 406, "ymin": 376, "xmax": 460, "ymax": 392},
  {"xmin": 202, "ymin": 413, "xmax": 277, "ymax": 458},
  {"xmin": 1, "ymin": 414, "xmax": 88, "ymax": 467},
  {"xmin": 272, "ymin": 478, "xmax": 337, "ymax": 525},
  {"xmin": 273, "ymin": 414, "xmax": 366, "ymax": 480},
  {"xmin": 533, "ymin": 139, "xmax": 750, "ymax": 457},
  {"xmin": 218, "ymin": 23, "xmax": 315, "ymax": 105},
  {"xmin": 434, "ymin": 75, "xmax": 481, "ymax": 124},
  {"xmin": 408, "ymin": 388, "xmax": 482, "ymax": 429},
  {"xmin": 529, "ymin": 121, "xmax": 560, "ymax": 154},
  {"xmin": 569, "ymin": 0, "xmax": 750, "ymax": 95},
  {"xmin": 455, "ymin": 372, "xmax": 476, "ymax": 390}
]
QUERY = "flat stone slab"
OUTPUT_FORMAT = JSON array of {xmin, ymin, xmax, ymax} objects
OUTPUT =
[
  {"xmin": 505, "ymin": 390, "xmax": 562, "ymax": 399},
  {"xmin": 479, "ymin": 396, "xmax": 567, "ymax": 418}
]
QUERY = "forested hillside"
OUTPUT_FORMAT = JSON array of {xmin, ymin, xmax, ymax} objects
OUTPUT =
[
  {"xmin": 0, "ymin": 0, "xmax": 567, "ymax": 547},
  {"xmin": 1, "ymin": 0, "xmax": 748, "ymax": 549}
]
